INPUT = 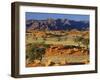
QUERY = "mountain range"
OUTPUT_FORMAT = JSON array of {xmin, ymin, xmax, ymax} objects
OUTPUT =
[{"xmin": 26, "ymin": 18, "xmax": 89, "ymax": 31}]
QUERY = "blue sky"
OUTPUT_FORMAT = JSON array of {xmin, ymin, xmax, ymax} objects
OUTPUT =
[{"xmin": 26, "ymin": 12, "xmax": 89, "ymax": 21}]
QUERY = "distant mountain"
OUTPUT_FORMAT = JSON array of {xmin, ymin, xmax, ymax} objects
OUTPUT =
[{"xmin": 26, "ymin": 18, "xmax": 89, "ymax": 31}]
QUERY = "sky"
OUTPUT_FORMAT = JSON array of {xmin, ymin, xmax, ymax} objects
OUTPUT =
[{"xmin": 26, "ymin": 12, "xmax": 89, "ymax": 21}]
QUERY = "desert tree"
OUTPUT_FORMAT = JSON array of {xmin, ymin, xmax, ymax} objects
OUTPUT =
[
  {"xmin": 82, "ymin": 38, "xmax": 89, "ymax": 49},
  {"xmin": 26, "ymin": 43, "xmax": 45, "ymax": 62},
  {"xmin": 74, "ymin": 36, "xmax": 84, "ymax": 47}
]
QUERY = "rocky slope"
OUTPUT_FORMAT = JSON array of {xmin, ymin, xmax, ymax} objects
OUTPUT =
[{"xmin": 26, "ymin": 18, "xmax": 89, "ymax": 31}]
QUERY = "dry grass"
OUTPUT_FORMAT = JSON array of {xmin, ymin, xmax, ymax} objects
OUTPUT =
[{"xmin": 26, "ymin": 30, "xmax": 89, "ymax": 67}]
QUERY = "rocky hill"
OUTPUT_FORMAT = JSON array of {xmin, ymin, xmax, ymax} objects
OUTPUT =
[{"xmin": 26, "ymin": 18, "xmax": 89, "ymax": 31}]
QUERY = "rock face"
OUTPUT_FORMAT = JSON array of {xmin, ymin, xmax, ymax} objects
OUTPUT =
[
  {"xmin": 26, "ymin": 18, "xmax": 89, "ymax": 31},
  {"xmin": 41, "ymin": 45, "xmax": 89, "ymax": 66}
]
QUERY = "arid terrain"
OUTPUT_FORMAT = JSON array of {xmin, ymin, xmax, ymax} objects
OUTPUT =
[{"xmin": 26, "ymin": 29, "xmax": 89, "ymax": 67}]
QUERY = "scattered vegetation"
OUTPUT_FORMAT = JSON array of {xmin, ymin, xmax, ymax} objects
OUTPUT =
[{"xmin": 26, "ymin": 30, "xmax": 89, "ymax": 67}]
